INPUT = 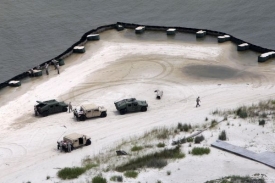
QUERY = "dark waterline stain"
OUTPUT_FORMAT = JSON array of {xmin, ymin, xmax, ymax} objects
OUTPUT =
[{"xmin": 183, "ymin": 65, "xmax": 244, "ymax": 79}]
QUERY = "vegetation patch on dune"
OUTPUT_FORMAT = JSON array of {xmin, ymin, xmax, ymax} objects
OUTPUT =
[
  {"xmin": 57, "ymin": 167, "xmax": 87, "ymax": 179},
  {"xmin": 124, "ymin": 170, "xmax": 139, "ymax": 178},
  {"xmin": 56, "ymin": 124, "xmax": 203, "ymax": 180},
  {"xmin": 116, "ymin": 145, "xmax": 185, "ymax": 172},
  {"xmin": 131, "ymin": 145, "xmax": 143, "ymax": 151},
  {"xmin": 92, "ymin": 175, "xmax": 107, "ymax": 183},
  {"xmin": 205, "ymin": 175, "xmax": 266, "ymax": 183},
  {"xmin": 191, "ymin": 147, "xmax": 210, "ymax": 155},
  {"xmin": 57, "ymin": 163, "xmax": 98, "ymax": 180},
  {"xmin": 110, "ymin": 175, "xmax": 123, "ymax": 182},
  {"xmin": 213, "ymin": 100, "xmax": 275, "ymax": 120}
]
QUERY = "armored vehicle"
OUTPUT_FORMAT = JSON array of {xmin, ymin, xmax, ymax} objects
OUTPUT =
[
  {"xmin": 57, "ymin": 133, "xmax": 91, "ymax": 152},
  {"xmin": 73, "ymin": 104, "xmax": 107, "ymax": 121},
  {"xmin": 114, "ymin": 98, "xmax": 148, "ymax": 115},
  {"xmin": 34, "ymin": 99, "xmax": 68, "ymax": 117}
]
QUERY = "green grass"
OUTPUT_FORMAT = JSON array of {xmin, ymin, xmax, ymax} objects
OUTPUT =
[
  {"xmin": 124, "ymin": 171, "xmax": 138, "ymax": 178},
  {"xmin": 218, "ymin": 130, "xmax": 227, "ymax": 141},
  {"xmin": 84, "ymin": 163, "xmax": 98, "ymax": 169},
  {"xmin": 92, "ymin": 176, "xmax": 107, "ymax": 183},
  {"xmin": 205, "ymin": 175, "xmax": 266, "ymax": 183},
  {"xmin": 194, "ymin": 135, "xmax": 204, "ymax": 144},
  {"xmin": 157, "ymin": 142, "xmax": 165, "ymax": 148},
  {"xmin": 191, "ymin": 147, "xmax": 211, "ymax": 155},
  {"xmin": 57, "ymin": 167, "xmax": 87, "ymax": 179},
  {"xmin": 110, "ymin": 175, "xmax": 123, "ymax": 182},
  {"xmin": 131, "ymin": 145, "xmax": 143, "ymax": 151},
  {"xmin": 57, "ymin": 164, "xmax": 98, "ymax": 180},
  {"xmin": 116, "ymin": 146, "xmax": 185, "ymax": 172},
  {"xmin": 236, "ymin": 107, "xmax": 248, "ymax": 118},
  {"xmin": 177, "ymin": 123, "xmax": 192, "ymax": 132},
  {"xmin": 210, "ymin": 119, "xmax": 218, "ymax": 128},
  {"xmin": 186, "ymin": 138, "xmax": 193, "ymax": 142},
  {"xmin": 142, "ymin": 127, "xmax": 174, "ymax": 140},
  {"xmin": 156, "ymin": 128, "xmax": 173, "ymax": 139}
]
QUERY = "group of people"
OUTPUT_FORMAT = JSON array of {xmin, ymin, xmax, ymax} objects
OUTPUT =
[
  {"xmin": 58, "ymin": 140, "xmax": 73, "ymax": 152},
  {"xmin": 45, "ymin": 59, "xmax": 60, "ymax": 75},
  {"xmin": 28, "ymin": 59, "xmax": 60, "ymax": 77}
]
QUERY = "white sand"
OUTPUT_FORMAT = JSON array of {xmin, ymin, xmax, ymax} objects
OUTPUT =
[{"xmin": 0, "ymin": 30, "xmax": 275, "ymax": 183}]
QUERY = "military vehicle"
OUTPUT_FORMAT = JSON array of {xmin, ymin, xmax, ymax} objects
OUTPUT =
[
  {"xmin": 114, "ymin": 98, "xmax": 148, "ymax": 115},
  {"xmin": 73, "ymin": 104, "xmax": 107, "ymax": 121},
  {"xmin": 57, "ymin": 133, "xmax": 91, "ymax": 152},
  {"xmin": 34, "ymin": 99, "xmax": 68, "ymax": 117}
]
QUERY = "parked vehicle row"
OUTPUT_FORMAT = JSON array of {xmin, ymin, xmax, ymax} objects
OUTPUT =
[
  {"xmin": 34, "ymin": 95, "xmax": 160, "ymax": 153},
  {"xmin": 34, "ymin": 97, "xmax": 150, "ymax": 118}
]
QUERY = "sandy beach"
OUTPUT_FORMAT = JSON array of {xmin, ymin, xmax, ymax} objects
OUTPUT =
[{"xmin": 0, "ymin": 29, "xmax": 275, "ymax": 183}]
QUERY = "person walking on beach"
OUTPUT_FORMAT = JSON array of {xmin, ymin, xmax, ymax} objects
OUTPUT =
[
  {"xmin": 45, "ymin": 62, "xmax": 49, "ymax": 75},
  {"xmin": 67, "ymin": 142, "xmax": 72, "ymax": 152},
  {"xmin": 28, "ymin": 69, "xmax": 34, "ymax": 77},
  {"xmin": 51, "ymin": 59, "xmax": 58, "ymax": 70},
  {"xmin": 56, "ymin": 63, "xmax": 60, "ymax": 74},
  {"xmin": 59, "ymin": 141, "xmax": 63, "ymax": 152},
  {"xmin": 68, "ymin": 102, "xmax": 73, "ymax": 113},
  {"xmin": 196, "ymin": 96, "xmax": 201, "ymax": 107}
]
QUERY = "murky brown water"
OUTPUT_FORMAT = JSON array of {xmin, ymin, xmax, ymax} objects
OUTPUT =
[{"xmin": 183, "ymin": 65, "xmax": 246, "ymax": 79}]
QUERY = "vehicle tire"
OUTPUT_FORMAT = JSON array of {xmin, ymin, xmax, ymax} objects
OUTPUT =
[
  {"xmin": 141, "ymin": 107, "xmax": 147, "ymax": 112},
  {"xmin": 42, "ymin": 110, "xmax": 49, "ymax": 117},
  {"xmin": 80, "ymin": 115, "xmax": 86, "ymax": 121},
  {"xmin": 85, "ymin": 139, "xmax": 91, "ymax": 146},
  {"xmin": 100, "ymin": 112, "xmax": 107, "ymax": 118},
  {"xmin": 120, "ymin": 109, "xmax": 126, "ymax": 115},
  {"xmin": 62, "ymin": 107, "xmax": 68, "ymax": 112}
]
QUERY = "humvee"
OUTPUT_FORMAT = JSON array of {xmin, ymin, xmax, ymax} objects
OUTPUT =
[
  {"xmin": 57, "ymin": 133, "xmax": 91, "ymax": 152},
  {"xmin": 73, "ymin": 104, "xmax": 107, "ymax": 121},
  {"xmin": 34, "ymin": 99, "xmax": 68, "ymax": 117},
  {"xmin": 114, "ymin": 98, "xmax": 148, "ymax": 115}
]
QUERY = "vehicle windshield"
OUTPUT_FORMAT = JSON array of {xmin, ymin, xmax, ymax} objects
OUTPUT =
[{"xmin": 37, "ymin": 104, "xmax": 46, "ymax": 108}]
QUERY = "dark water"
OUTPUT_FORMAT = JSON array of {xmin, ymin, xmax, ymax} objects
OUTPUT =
[
  {"xmin": 0, "ymin": 0, "xmax": 274, "ymax": 83},
  {"xmin": 183, "ymin": 65, "xmax": 246, "ymax": 80}
]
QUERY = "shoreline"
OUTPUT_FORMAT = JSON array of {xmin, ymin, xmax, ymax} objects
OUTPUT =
[{"xmin": 1, "ymin": 22, "xmax": 275, "ymax": 91}]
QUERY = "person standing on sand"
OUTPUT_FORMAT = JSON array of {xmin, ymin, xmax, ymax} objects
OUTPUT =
[
  {"xmin": 56, "ymin": 63, "xmax": 60, "ymax": 74},
  {"xmin": 196, "ymin": 96, "xmax": 201, "ymax": 107},
  {"xmin": 59, "ymin": 141, "xmax": 63, "ymax": 152},
  {"xmin": 51, "ymin": 59, "xmax": 58, "ymax": 70},
  {"xmin": 68, "ymin": 102, "xmax": 73, "ymax": 113},
  {"xmin": 45, "ymin": 63, "xmax": 49, "ymax": 75},
  {"xmin": 28, "ymin": 69, "xmax": 34, "ymax": 77},
  {"xmin": 67, "ymin": 142, "xmax": 71, "ymax": 152}
]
